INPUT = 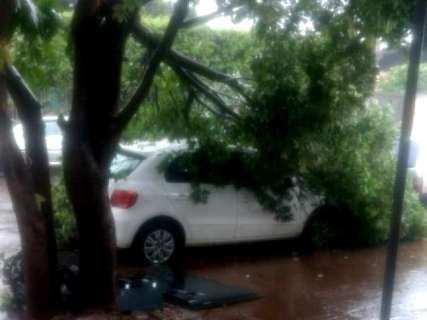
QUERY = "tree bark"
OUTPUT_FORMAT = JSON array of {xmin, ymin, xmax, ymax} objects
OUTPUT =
[
  {"xmin": 1, "ymin": 1, "xmax": 59, "ymax": 318},
  {"xmin": 0, "ymin": 76, "xmax": 53, "ymax": 320},
  {"xmin": 63, "ymin": 0, "xmax": 132, "ymax": 311},
  {"xmin": 5, "ymin": 65, "xmax": 60, "ymax": 310},
  {"xmin": 64, "ymin": 0, "xmax": 189, "ymax": 312}
]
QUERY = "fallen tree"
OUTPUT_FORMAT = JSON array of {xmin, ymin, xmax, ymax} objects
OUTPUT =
[{"xmin": 0, "ymin": 0, "xmax": 424, "ymax": 318}]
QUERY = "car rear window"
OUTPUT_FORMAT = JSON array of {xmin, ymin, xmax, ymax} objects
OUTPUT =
[{"xmin": 110, "ymin": 151, "xmax": 145, "ymax": 180}]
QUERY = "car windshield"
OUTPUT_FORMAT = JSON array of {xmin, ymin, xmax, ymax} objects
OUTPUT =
[
  {"xmin": 110, "ymin": 151, "xmax": 145, "ymax": 180},
  {"xmin": 45, "ymin": 120, "xmax": 61, "ymax": 136}
]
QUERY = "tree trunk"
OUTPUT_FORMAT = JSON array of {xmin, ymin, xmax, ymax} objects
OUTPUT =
[
  {"xmin": 63, "ymin": 0, "xmax": 132, "ymax": 311},
  {"xmin": 64, "ymin": 0, "xmax": 188, "ymax": 312},
  {"xmin": 0, "ymin": 76, "xmax": 53, "ymax": 320},
  {"xmin": 1, "ymin": 1, "xmax": 59, "ymax": 317},
  {"xmin": 63, "ymin": 138, "xmax": 117, "ymax": 311},
  {"xmin": 5, "ymin": 65, "xmax": 60, "ymax": 310}
]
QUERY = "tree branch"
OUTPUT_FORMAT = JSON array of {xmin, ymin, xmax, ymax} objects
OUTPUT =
[
  {"xmin": 193, "ymin": 91, "xmax": 229, "ymax": 120},
  {"xmin": 172, "ymin": 65, "xmax": 241, "ymax": 122},
  {"xmin": 183, "ymin": 88, "xmax": 195, "ymax": 123},
  {"xmin": 114, "ymin": 0, "xmax": 190, "ymax": 134},
  {"xmin": 131, "ymin": 22, "xmax": 250, "ymax": 100},
  {"xmin": 5, "ymin": 64, "xmax": 42, "ymax": 114}
]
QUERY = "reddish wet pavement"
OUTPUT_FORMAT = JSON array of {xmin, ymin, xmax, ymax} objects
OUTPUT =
[{"xmin": 176, "ymin": 241, "xmax": 427, "ymax": 320}]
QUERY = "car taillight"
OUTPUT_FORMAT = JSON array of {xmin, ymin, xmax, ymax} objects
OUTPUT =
[{"xmin": 111, "ymin": 190, "xmax": 138, "ymax": 209}]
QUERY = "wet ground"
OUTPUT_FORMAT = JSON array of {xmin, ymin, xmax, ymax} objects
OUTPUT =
[
  {"xmin": 174, "ymin": 242, "xmax": 427, "ymax": 320},
  {"xmin": 1, "ymin": 178, "xmax": 427, "ymax": 319}
]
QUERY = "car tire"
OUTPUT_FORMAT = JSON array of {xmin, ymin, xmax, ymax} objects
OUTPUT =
[{"xmin": 133, "ymin": 218, "xmax": 184, "ymax": 265}]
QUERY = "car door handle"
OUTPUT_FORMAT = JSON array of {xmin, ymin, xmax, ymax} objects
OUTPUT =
[{"xmin": 170, "ymin": 193, "xmax": 189, "ymax": 199}]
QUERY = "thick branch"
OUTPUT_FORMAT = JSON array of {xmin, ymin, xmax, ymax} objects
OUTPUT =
[
  {"xmin": 115, "ymin": 0, "xmax": 190, "ymax": 133},
  {"xmin": 131, "ymin": 23, "xmax": 250, "ymax": 99},
  {"xmin": 5, "ymin": 65, "xmax": 43, "ymax": 111}
]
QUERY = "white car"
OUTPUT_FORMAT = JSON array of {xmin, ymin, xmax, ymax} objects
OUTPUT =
[
  {"xmin": 13, "ymin": 116, "xmax": 63, "ymax": 167},
  {"xmin": 109, "ymin": 146, "xmax": 325, "ymax": 264}
]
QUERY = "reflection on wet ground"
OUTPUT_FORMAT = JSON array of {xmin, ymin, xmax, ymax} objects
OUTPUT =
[
  {"xmin": 177, "ymin": 241, "xmax": 427, "ymax": 320},
  {"xmin": 119, "ymin": 240, "xmax": 427, "ymax": 319}
]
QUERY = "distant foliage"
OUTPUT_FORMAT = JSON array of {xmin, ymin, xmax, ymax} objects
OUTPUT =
[
  {"xmin": 10, "ymin": 9, "xmax": 71, "ymax": 113},
  {"xmin": 377, "ymin": 63, "xmax": 427, "ymax": 93}
]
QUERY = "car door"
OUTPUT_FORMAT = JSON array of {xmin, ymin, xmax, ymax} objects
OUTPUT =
[
  {"xmin": 235, "ymin": 187, "xmax": 304, "ymax": 242},
  {"xmin": 162, "ymin": 154, "xmax": 238, "ymax": 245}
]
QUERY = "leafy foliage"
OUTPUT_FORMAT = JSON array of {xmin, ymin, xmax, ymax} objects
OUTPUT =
[
  {"xmin": 9, "ymin": 0, "xmax": 61, "ymax": 40},
  {"xmin": 52, "ymin": 175, "xmax": 77, "ymax": 249},
  {"xmin": 7, "ymin": 0, "xmax": 426, "ymax": 253},
  {"xmin": 121, "ymin": 20, "xmax": 256, "ymax": 142},
  {"xmin": 304, "ymin": 105, "xmax": 426, "ymax": 245},
  {"xmin": 126, "ymin": 1, "xmax": 426, "ymax": 245},
  {"xmin": 9, "ymin": 6, "xmax": 71, "ymax": 112},
  {"xmin": 378, "ymin": 63, "xmax": 427, "ymax": 93},
  {"xmin": 1, "ymin": 252, "xmax": 25, "ymax": 311}
]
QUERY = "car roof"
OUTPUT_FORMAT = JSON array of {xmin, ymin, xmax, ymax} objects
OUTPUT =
[{"xmin": 120, "ymin": 139, "xmax": 186, "ymax": 157}]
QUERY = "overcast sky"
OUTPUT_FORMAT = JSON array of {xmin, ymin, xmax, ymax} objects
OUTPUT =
[
  {"xmin": 166, "ymin": 0, "xmax": 252, "ymax": 30},
  {"xmin": 195, "ymin": 2, "xmax": 252, "ymax": 30}
]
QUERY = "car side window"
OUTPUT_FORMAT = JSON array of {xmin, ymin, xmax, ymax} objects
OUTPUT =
[
  {"xmin": 164, "ymin": 150, "xmax": 251, "ymax": 185},
  {"xmin": 164, "ymin": 155, "xmax": 195, "ymax": 183}
]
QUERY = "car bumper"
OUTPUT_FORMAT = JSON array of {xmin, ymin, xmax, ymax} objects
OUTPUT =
[{"xmin": 112, "ymin": 208, "xmax": 141, "ymax": 249}]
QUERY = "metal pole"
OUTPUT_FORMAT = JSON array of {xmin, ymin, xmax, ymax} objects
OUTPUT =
[{"xmin": 380, "ymin": 1, "xmax": 427, "ymax": 319}]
